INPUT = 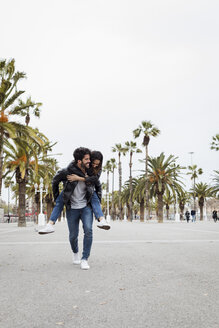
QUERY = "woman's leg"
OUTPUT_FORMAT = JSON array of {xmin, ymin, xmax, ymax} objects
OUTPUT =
[
  {"xmin": 91, "ymin": 192, "xmax": 111, "ymax": 230},
  {"xmin": 38, "ymin": 191, "xmax": 64, "ymax": 234},
  {"xmin": 90, "ymin": 191, "xmax": 104, "ymax": 220},
  {"xmin": 49, "ymin": 191, "xmax": 64, "ymax": 224}
]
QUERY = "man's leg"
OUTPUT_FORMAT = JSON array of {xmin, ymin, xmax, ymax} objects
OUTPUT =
[
  {"xmin": 81, "ymin": 206, "xmax": 93, "ymax": 261},
  {"xmin": 66, "ymin": 208, "xmax": 80, "ymax": 255}
]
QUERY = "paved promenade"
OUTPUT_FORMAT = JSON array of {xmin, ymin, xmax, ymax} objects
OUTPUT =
[{"xmin": 1, "ymin": 220, "xmax": 219, "ymax": 328}]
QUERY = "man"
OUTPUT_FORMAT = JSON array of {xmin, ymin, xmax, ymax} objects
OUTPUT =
[
  {"xmin": 191, "ymin": 209, "xmax": 196, "ymax": 222},
  {"xmin": 52, "ymin": 147, "xmax": 96, "ymax": 270}
]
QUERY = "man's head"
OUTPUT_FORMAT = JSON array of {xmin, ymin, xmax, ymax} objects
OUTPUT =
[{"xmin": 73, "ymin": 147, "xmax": 91, "ymax": 170}]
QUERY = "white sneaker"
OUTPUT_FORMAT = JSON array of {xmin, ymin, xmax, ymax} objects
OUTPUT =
[
  {"xmin": 80, "ymin": 259, "xmax": 90, "ymax": 270},
  {"xmin": 38, "ymin": 223, "xmax": 55, "ymax": 234},
  {"xmin": 73, "ymin": 252, "xmax": 81, "ymax": 265},
  {"xmin": 97, "ymin": 218, "xmax": 111, "ymax": 230}
]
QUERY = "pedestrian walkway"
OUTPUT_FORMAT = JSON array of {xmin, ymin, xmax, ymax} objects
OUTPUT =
[{"xmin": 1, "ymin": 221, "xmax": 219, "ymax": 328}]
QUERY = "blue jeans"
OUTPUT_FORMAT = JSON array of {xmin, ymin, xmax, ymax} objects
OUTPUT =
[
  {"xmin": 49, "ymin": 191, "xmax": 64, "ymax": 223},
  {"xmin": 91, "ymin": 191, "xmax": 104, "ymax": 219},
  {"xmin": 66, "ymin": 206, "xmax": 93, "ymax": 260}
]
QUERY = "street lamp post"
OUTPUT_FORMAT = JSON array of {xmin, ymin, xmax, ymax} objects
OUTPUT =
[{"xmin": 34, "ymin": 178, "xmax": 47, "ymax": 226}]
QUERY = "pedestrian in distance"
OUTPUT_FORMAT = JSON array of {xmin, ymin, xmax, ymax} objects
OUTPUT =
[
  {"xmin": 185, "ymin": 210, "xmax": 190, "ymax": 223},
  {"xmin": 191, "ymin": 209, "xmax": 196, "ymax": 222},
  {"xmin": 212, "ymin": 210, "xmax": 218, "ymax": 222}
]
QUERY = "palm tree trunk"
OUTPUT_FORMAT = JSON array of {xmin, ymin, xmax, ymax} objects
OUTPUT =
[
  {"xmin": 106, "ymin": 170, "xmax": 110, "ymax": 218},
  {"xmin": 111, "ymin": 169, "xmax": 115, "ymax": 220},
  {"xmin": 179, "ymin": 203, "xmax": 184, "ymax": 220},
  {"xmin": 140, "ymin": 199, "xmax": 144, "ymax": 222},
  {"xmin": 118, "ymin": 153, "xmax": 122, "ymax": 220},
  {"xmin": 127, "ymin": 204, "xmax": 131, "ymax": 221},
  {"xmin": 157, "ymin": 193, "xmax": 164, "ymax": 223},
  {"xmin": 199, "ymin": 198, "xmax": 204, "ymax": 221},
  {"xmin": 129, "ymin": 152, "xmax": 133, "ymax": 221},
  {"xmin": 166, "ymin": 205, "xmax": 169, "ymax": 220},
  {"xmin": 18, "ymin": 179, "xmax": 26, "ymax": 227},
  {"xmin": 145, "ymin": 145, "xmax": 149, "ymax": 220},
  {"xmin": 193, "ymin": 177, "xmax": 196, "ymax": 210}
]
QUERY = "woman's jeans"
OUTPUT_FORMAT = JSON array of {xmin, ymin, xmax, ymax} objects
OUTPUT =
[
  {"xmin": 91, "ymin": 191, "xmax": 104, "ymax": 219},
  {"xmin": 66, "ymin": 206, "xmax": 93, "ymax": 260},
  {"xmin": 49, "ymin": 191, "xmax": 103, "ymax": 223},
  {"xmin": 49, "ymin": 191, "xmax": 64, "ymax": 223}
]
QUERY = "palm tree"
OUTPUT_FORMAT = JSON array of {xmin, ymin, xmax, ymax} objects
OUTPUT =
[
  {"xmin": 109, "ymin": 158, "xmax": 117, "ymax": 220},
  {"xmin": 210, "ymin": 134, "xmax": 219, "ymax": 151},
  {"xmin": 194, "ymin": 183, "xmax": 215, "ymax": 220},
  {"xmin": 133, "ymin": 176, "xmax": 146, "ymax": 222},
  {"xmin": 3, "ymin": 130, "xmax": 46, "ymax": 226},
  {"xmin": 123, "ymin": 141, "xmax": 142, "ymax": 221},
  {"xmin": 187, "ymin": 165, "xmax": 203, "ymax": 210},
  {"xmin": 112, "ymin": 143, "xmax": 127, "ymax": 219},
  {"xmin": 3, "ymin": 141, "xmax": 37, "ymax": 226},
  {"xmin": 148, "ymin": 153, "xmax": 184, "ymax": 223},
  {"xmin": 103, "ymin": 160, "xmax": 112, "ymax": 219},
  {"xmin": 0, "ymin": 58, "xmax": 42, "ymax": 194},
  {"xmin": 177, "ymin": 191, "xmax": 190, "ymax": 220},
  {"xmin": 133, "ymin": 120, "xmax": 160, "ymax": 220},
  {"xmin": 163, "ymin": 189, "xmax": 174, "ymax": 220}
]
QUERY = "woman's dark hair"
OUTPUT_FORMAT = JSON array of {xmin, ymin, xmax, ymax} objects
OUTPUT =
[
  {"xmin": 73, "ymin": 147, "xmax": 91, "ymax": 163},
  {"xmin": 91, "ymin": 150, "xmax": 103, "ymax": 174}
]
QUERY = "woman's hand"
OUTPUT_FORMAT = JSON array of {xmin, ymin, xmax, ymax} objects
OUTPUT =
[
  {"xmin": 67, "ymin": 174, "xmax": 80, "ymax": 182},
  {"xmin": 67, "ymin": 174, "xmax": 85, "ymax": 182}
]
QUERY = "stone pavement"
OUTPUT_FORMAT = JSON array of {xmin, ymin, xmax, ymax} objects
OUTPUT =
[{"xmin": 0, "ymin": 220, "xmax": 219, "ymax": 328}]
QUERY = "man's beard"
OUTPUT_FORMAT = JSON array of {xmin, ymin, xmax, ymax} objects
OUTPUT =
[{"xmin": 81, "ymin": 162, "xmax": 87, "ymax": 170}]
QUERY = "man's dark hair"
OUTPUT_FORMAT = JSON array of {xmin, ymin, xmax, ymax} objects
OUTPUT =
[{"xmin": 73, "ymin": 147, "xmax": 91, "ymax": 163}]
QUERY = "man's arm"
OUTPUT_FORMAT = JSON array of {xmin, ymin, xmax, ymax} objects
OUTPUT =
[{"xmin": 52, "ymin": 168, "xmax": 68, "ymax": 200}]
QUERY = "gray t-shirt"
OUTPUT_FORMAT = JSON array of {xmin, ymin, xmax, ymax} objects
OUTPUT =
[{"xmin": 70, "ymin": 181, "xmax": 87, "ymax": 209}]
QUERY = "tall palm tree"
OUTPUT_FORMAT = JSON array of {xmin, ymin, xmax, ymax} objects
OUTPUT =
[
  {"xmin": 187, "ymin": 165, "xmax": 203, "ymax": 210},
  {"xmin": 112, "ymin": 143, "xmax": 127, "ymax": 219},
  {"xmin": 194, "ymin": 183, "xmax": 215, "ymax": 220},
  {"xmin": 148, "ymin": 153, "xmax": 184, "ymax": 223},
  {"xmin": 109, "ymin": 158, "xmax": 117, "ymax": 220},
  {"xmin": 123, "ymin": 141, "xmax": 142, "ymax": 221},
  {"xmin": 0, "ymin": 58, "xmax": 42, "ymax": 194},
  {"xmin": 103, "ymin": 160, "xmax": 112, "ymax": 219},
  {"xmin": 133, "ymin": 120, "xmax": 160, "ymax": 220}
]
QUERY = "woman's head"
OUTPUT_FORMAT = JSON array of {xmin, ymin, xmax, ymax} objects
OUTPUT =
[{"xmin": 90, "ymin": 151, "xmax": 103, "ymax": 173}]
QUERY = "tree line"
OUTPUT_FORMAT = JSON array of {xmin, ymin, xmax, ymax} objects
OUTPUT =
[
  {"xmin": 0, "ymin": 59, "xmax": 58, "ymax": 226},
  {"xmin": 102, "ymin": 122, "xmax": 219, "ymax": 223}
]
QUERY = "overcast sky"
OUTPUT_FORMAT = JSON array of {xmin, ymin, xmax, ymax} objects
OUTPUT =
[{"xmin": 1, "ymin": 0, "xmax": 219, "ymax": 202}]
